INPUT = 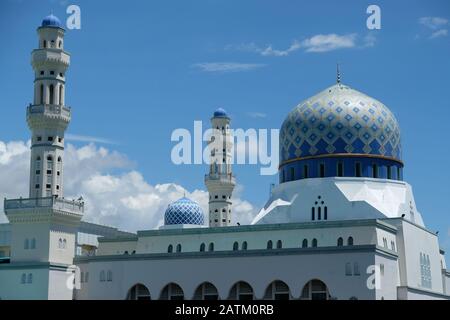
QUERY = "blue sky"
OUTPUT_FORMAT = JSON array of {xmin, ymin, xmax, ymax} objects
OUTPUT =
[{"xmin": 0, "ymin": 0, "xmax": 449, "ymax": 250}]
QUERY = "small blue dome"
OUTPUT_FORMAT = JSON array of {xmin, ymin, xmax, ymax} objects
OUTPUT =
[
  {"xmin": 164, "ymin": 197, "xmax": 205, "ymax": 226},
  {"xmin": 41, "ymin": 14, "xmax": 62, "ymax": 28},
  {"xmin": 213, "ymin": 108, "xmax": 228, "ymax": 118}
]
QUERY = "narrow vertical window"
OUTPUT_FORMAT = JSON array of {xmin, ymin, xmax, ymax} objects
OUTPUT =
[
  {"xmin": 318, "ymin": 207, "xmax": 322, "ymax": 220},
  {"xmin": 267, "ymin": 240, "xmax": 273, "ymax": 249},
  {"xmin": 303, "ymin": 165, "xmax": 308, "ymax": 179},
  {"xmin": 312, "ymin": 239, "xmax": 318, "ymax": 247},
  {"xmin": 49, "ymin": 85, "xmax": 54, "ymax": 104},
  {"xmin": 355, "ymin": 162, "xmax": 362, "ymax": 177},
  {"xmin": 276, "ymin": 240, "xmax": 282, "ymax": 249},
  {"xmin": 311, "ymin": 207, "xmax": 315, "ymax": 221},
  {"xmin": 290, "ymin": 167, "xmax": 295, "ymax": 181},
  {"xmin": 372, "ymin": 164, "xmax": 378, "ymax": 178},
  {"xmin": 324, "ymin": 206, "xmax": 328, "ymax": 220},
  {"xmin": 337, "ymin": 162, "xmax": 344, "ymax": 177},
  {"xmin": 387, "ymin": 166, "xmax": 392, "ymax": 179},
  {"xmin": 40, "ymin": 84, "xmax": 44, "ymax": 104},
  {"xmin": 59, "ymin": 85, "xmax": 63, "ymax": 105},
  {"xmin": 319, "ymin": 163, "xmax": 325, "ymax": 178}
]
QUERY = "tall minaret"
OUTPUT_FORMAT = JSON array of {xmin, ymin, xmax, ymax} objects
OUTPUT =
[
  {"xmin": 27, "ymin": 14, "xmax": 71, "ymax": 198},
  {"xmin": 205, "ymin": 108, "xmax": 236, "ymax": 227}
]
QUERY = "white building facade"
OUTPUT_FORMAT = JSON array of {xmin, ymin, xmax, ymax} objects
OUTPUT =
[{"xmin": 0, "ymin": 15, "xmax": 449, "ymax": 300}]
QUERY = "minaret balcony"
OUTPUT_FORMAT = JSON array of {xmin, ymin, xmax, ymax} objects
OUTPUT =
[
  {"xmin": 27, "ymin": 104, "xmax": 71, "ymax": 123},
  {"xmin": 204, "ymin": 173, "xmax": 236, "ymax": 185},
  {"xmin": 4, "ymin": 196, "xmax": 84, "ymax": 216},
  {"xmin": 31, "ymin": 48, "xmax": 70, "ymax": 67}
]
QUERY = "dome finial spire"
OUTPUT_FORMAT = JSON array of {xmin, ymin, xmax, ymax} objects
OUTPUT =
[{"xmin": 336, "ymin": 63, "xmax": 341, "ymax": 84}]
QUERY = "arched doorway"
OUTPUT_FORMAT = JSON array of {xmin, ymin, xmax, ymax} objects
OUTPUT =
[
  {"xmin": 160, "ymin": 283, "xmax": 184, "ymax": 300},
  {"xmin": 300, "ymin": 279, "xmax": 330, "ymax": 300},
  {"xmin": 263, "ymin": 280, "xmax": 290, "ymax": 300},
  {"xmin": 126, "ymin": 283, "xmax": 151, "ymax": 300},
  {"xmin": 193, "ymin": 282, "xmax": 219, "ymax": 300},
  {"xmin": 228, "ymin": 281, "xmax": 254, "ymax": 300}
]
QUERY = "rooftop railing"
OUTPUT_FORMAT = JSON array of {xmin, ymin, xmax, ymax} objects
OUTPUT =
[{"xmin": 4, "ymin": 196, "xmax": 84, "ymax": 215}]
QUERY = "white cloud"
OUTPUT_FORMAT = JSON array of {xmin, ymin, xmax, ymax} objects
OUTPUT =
[
  {"xmin": 0, "ymin": 140, "xmax": 259, "ymax": 231},
  {"xmin": 302, "ymin": 33, "xmax": 357, "ymax": 53},
  {"xmin": 419, "ymin": 17, "xmax": 448, "ymax": 39},
  {"xmin": 65, "ymin": 133, "xmax": 117, "ymax": 145},
  {"xmin": 229, "ymin": 33, "xmax": 371, "ymax": 56},
  {"xmin": 247, "ymin": 112, "xmax": 267, "ymax": 119},
  {"xmin": 419, "ymin": 17, "xmax": 448, "ymax": 30},
  {"xmin": 430, "ymin": 29, "xmax": 448, "ymax": 39},
  {"xmin": 192, "ymin": 62, "xmax": 266, "ymax": 73},
  {"xmin": 260, "ymin": 40, "xmax": 302, "ymax": 57}
]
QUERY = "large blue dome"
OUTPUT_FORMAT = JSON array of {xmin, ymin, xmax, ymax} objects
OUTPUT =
[
  {"xmin": 41, "ymin": 14, "xmax": 63, "ymax": 28},
  {"xmin": 164, "ymin": 197, "xmax": 205, "ymax": 226},
  {"xmin": 279, "ymin": 83, "xmax": 403, "ymax": 182}
]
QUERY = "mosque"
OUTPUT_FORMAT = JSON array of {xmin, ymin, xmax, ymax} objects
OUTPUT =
[{"xmin": 0, "ymin": 15, "xmax": 449, "ymax": 300}]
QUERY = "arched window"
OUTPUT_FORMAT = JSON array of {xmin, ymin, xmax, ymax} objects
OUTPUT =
[
  {"xmin": 347, "ymin": 237, "xmax": 354, "ymax": 246},
  {"xmin": 267, "ymin": 240, "xmax": 273, "ymax": 249},
  {"xmin": 312, "ymin": 239, "xmax": 318, "ymax": 248},
  {"xmin": 58, "ymin": 40, "xmax": 62, "ymax": 48},
  {"xmin": 63, "ymin": 239, "xmax": 67, "ymax": 249},
  {"xmin": 208, "ymin": 242, "xmax": 214, "ymax": 252},
  {"xmin": 263, "ymin": 280, "xmax": 290, "ymax": 300},
  {"xmin": 176, "ymin": 244, "xmax": 182, "ymax": 253},
  {"xmin": 337, "ymin": 237, "xmax": 343, "ymax": 246},
  {"xmin": 387, "ymin": 165, "xmax": 392, "ymax": 179},
  {"xmin": 43, "ymin": 40, "xmax": 47, "ymax": 48},
  {"xmin": 30, "ymin": 238, "xmax": 36, "ymax": 249},
  {"xmin": 100, "ymin": 270, "xmax": 105, "ymax": 282},
  {"xmin": 21, "ymin": 273, "xmax": 26, "ymax": 284},
  {"xmin": 39, "ymin": 84, "xmax": 44, "ymax": 104},
  {"xmin": 303, "ymin": 165, "xmax": 309, "ymax": 179},
  {"xmin": 126, "ymin": 284, "xmax": 151, "ymax": 300},
  {"xmin": 200, "ymin": 243, "xmax": 205, "ymax": 252},
  {"xmin": 300, "ymin": 279, "xmax": 330, "ymax": 300},
  {"xmin": 49, "ymin": 84, "xmax": 54, "ymax": 104},
  {"xmin": 59, "ymin": 85, "xmax": 63, "ymax": 105},
  {"xmin": 290, "ymin": 167, "xmax": 295, "ymax": 181},
  {"xmin": 107, "ymin": 270, "xmax": 112, "ymax": 282},
  {"xmin": 302, "ymin": 239, "xmax": 308, "ymax": 248},
  {"xmin": 228, "ymin": 281, "xmax": 254, "ymax": 300},
  {"xmin": 276, "ymin": 240, "xmax": 282, "ymax": 249},
  {"xmin": 233, "ymin": 242, "xmax": 239, "ymax": 251},
  {"xmin": 193, "ymin": 282, "xmax": 219, "ymax": 300},
  {"xmin": 160, "ymin": 283, "xmax": 184, "ymax": 300},
  {"xmin": 27, "ymin": 273, "xmax": 33, "ymax": 284},
  {"xmin": 167, "ymin": 244, "xmax": 173, "ymax": 253},
  {"xmin": 324, "ymin": 206, "xmax": 328, "ymax": 220},
  {"xmin": 318, "ymin": 207, "xmax": 322, "ymax": 220},
  {"xmin": 242, "ymin": 241, "xmax": 248, "ymax": 250},
  {"xmin": 24, "ymin": 239, "xmax": 29, "ymax": 249},
  {"xmin": 311, "ymin": 207, "xmax": 315, "ymax": 221}
]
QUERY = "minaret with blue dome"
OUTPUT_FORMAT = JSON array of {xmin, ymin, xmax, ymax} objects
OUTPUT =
[
  {"xmin": 205, "ymin": 108, "xmax": 236, "ymax": 227},
  {"xmin": 28, "ymin": 14, "xmax": 70, "ymax": 198}
]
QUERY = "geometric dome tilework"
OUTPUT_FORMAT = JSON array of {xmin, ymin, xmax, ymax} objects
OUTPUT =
[
  {"xmin": 280, "ymin": 83, "xmax": 402, "ymax": 164},
  {"xmin": 164, "ymin": 197, "xmax": 205, "ymax": 226}
]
